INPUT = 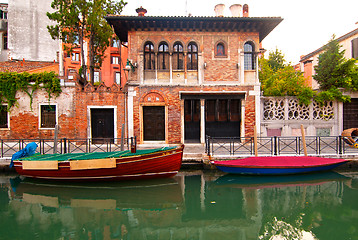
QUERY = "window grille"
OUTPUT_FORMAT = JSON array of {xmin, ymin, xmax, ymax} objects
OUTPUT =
[
  {"xmin": 41, "ymin": 105, "xmax": 56, "ymax": 128},
  {"xmin": 244, "ymin": 42, "xmax": 256, "ymax": 70}
]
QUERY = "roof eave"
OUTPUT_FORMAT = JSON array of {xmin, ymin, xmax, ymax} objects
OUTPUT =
[{"xmin": 106, "ymin": 15, "xmax": 283, "ymax": 43}]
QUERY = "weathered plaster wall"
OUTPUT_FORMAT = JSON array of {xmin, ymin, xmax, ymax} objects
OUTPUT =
[
  {"xmin": 8, "ymin": 0, "xmax": 59, "ymax": 62},
  {"xmin": 0, "ymin": 87, "xmax": 76, "ymax": 139}
]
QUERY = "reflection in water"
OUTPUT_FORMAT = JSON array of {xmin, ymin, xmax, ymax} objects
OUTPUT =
[{"xmin": 0, "ymin": 170, "xmax": 357, "ymax": 239}]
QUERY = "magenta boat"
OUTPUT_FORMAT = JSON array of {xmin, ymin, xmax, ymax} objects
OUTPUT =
[{"xmin": 211, "ymin": 156, "xmax": 349, "ymax": 175}]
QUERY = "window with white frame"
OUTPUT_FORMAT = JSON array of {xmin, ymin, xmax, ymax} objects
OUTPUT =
[
  {"xmin": 71, "ymin": 52, "xmax": 80, "ymax": 61},
  {"xmin": 94, "ymin": 71, "xmax": 100, "ymax": 83},
  {"xmin": 111, "ymin": 56, "xmax": 119, "ymax": 65},
  {"xmin": 115, "ymin": 72, "xmax": 121, "ymax": 85},
  {"xmin": 40, "ymin": 104, "xmax": 57, "ymax": 128},
  {"xmin": 0, "ymin": 106, "xmax": 8, "ymax": 128}
]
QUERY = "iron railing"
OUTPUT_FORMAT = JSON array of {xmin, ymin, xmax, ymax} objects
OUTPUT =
[
  {"xmin": 205, "ymin": 135, "xmax": 358, "ymax": 157},
  {"xmin": 0, "ymin": 137, "xmax": 137, "ymax": 158}
]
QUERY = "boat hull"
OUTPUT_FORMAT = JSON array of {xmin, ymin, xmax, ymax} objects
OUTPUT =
[
  {"xmin": 212, "ymin": 156, "xmax": 348, "ymax": 175},
  {"xmin": 13, "ymin": 146, "xmax": 184, "ymax": 181}
]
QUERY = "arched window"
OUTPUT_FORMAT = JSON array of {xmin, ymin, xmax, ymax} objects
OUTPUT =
[
  {"xmin": 144, "ymin": 41, "xmax": 155, "ymax": 70},
  {"xmin": 158, "ymin": 42, "xmax": 169, "ymax": 70},
  {"xmin": 187, "ymin": 42, "xmax": 198, "ymax": 70},
  {"xmin": 216, "ymin": 42, "xmax": 226, "ymax": 57},
  {"xmin": 173, "ymin": 42, "xmax": 184, "ymax": 70},
  {"xmin": 244, "ymin": 41, "xmax": 256, "ymax": 70}
]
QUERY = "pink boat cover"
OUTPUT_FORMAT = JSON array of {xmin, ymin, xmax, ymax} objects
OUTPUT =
[{"xmin": 212, "ymin": 156, "xmax": 348, "ymax": 168}]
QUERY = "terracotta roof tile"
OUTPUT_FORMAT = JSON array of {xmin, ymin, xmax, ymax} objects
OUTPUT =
[{"xmin": 0, "ymin": 60, "xmax": 58, "ymax": 73}]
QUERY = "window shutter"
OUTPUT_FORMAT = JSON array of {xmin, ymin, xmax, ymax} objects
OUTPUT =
[{"xmin": 352, "ymin": 38, "xmax": 358, "ymax": 59}]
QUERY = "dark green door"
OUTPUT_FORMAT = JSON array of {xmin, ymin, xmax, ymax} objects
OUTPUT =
[{"xmin": 91, "ymin": 108, "xmax": 114, "ymax": 143}]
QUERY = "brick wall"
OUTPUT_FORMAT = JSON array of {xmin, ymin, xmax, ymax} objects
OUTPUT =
[
  {"xmin": 0, "ymin": 83, "xmax": 126, "ymax": 140},
  {"xmin": 132, "ymin": 85, "xmax": 256, "ymax": 144}
]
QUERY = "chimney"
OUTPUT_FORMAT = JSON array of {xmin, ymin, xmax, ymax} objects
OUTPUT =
[
  {"xmin": 136, "ymin": 6, "xmax": 147, "ymax": 16},
  {"xmin": 214, "ymin": 4, "xmax": 225, "ymax": 17},
  {"xmin": 243, "ymin": 4, "xmax": 249, "ymax": 17},
  {"xmin": 229, "ymin": 4, "xmax": 242, "ymax": 17}
]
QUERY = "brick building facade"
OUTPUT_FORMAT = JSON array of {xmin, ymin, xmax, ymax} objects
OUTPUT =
[{"xmin": 107, "ymin": 5, "xmax": 282, "ymax": 145}]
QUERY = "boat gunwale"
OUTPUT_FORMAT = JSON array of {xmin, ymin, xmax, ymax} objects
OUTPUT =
[
  {"xmin": 212, "ymin": 161, "xmax": 348, "ymax": 169},
  {"xmin": 13, "ymin": 145, "xmax": 184, "ymax": 164}
]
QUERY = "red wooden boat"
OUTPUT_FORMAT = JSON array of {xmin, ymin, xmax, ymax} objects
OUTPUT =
[
  {"xmin": 12, "ymin": 145, "xmax": 184, "ymax": 181},
  {"xmin": 211, "ymin": 156, "xmax": 349, "ymax": 175}
]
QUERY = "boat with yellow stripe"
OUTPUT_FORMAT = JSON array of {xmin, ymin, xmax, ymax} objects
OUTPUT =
[{"xmin": 12, "ymin": 145, "xmax": 184, "ymax": 181}]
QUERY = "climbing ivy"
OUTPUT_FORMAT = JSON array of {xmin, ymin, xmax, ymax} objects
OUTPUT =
[{"xmin": 0, "ymin": 71, "xmax": 62, "ymax": 110}]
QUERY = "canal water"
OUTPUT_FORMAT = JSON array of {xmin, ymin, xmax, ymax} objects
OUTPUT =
[{"xmin": 0, "ymin": 170, "xmax": 358, "ymax": 240}]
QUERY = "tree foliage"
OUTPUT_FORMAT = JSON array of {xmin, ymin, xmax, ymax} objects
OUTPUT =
[
  {"xmin": 0, "ymin": 72, "xmax": 61, "ymax": 110},
  {"xmin": 313, "ymin": 37, "xmax": 358, "ymax": 103},
  {"xmin": 259, "ymin": 49, "xmax": 314, "ymax": 105},
  {"xmin": 47, "ymin": 0, "xmax": 126, "ymax": 84}
]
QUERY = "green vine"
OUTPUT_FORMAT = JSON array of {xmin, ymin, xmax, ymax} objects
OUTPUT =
[{"xmin": 0, "ymin": 71, "xmax": 62, "ymax": 110}]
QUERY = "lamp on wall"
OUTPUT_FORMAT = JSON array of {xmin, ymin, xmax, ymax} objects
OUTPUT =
[
  {"xmin": 124, "ymin": 59, "xmax": 137, "ymax": 72},
  {"xmin": 204, "ymin": 62, "xmax": 207, "ymax": 69}
]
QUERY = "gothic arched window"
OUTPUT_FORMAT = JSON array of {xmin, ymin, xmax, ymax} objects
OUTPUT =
[
  {"xmin": 144, "ymin": 41, "xmax": 155, "ymax": 70},
  {"xmin": 187, "ymin": 42, "xmax": 198, "ymax": 70},
  {"xmin": 158, "ymin": 42, "xmax": 169, "ymax": 70},
  {"xmin": 244, "ymin": 41, "xmax": 256, "ymax": 70},
  {"xmin": 173, "ymin": 42, "xmax": 184, "ymax": 70}
]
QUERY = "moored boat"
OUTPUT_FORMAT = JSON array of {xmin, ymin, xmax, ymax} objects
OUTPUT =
[
  {"xmin": 211, "ymin": 156, "xmax": 349, "ymax": 175},
  {"xmin": 12, "ymin": 145, "xmax": 184, "ymax": 181},
  {"xmin": 342, "ymin": 128, "xmax": 358, "ymax": 148}
]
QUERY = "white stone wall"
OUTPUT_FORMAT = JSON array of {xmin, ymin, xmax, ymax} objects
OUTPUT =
[
  {"xmin": 261, "ymin": 96, "xmax": 340, "ymax": 137},
  {"xmin": 8, "ymin": 0, "xmax": 59, "ymax": 61}
]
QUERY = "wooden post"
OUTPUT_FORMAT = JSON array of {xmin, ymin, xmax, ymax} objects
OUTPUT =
[
  {"xmin": 301, "ymin": 124, "xmax": 307, "ymax": 156},
  {"xmin": 254, "ymin": 126, "xmax": 258, "ymax": 157},
  {"xmin": 120, "ymin": 124, "xmax": 125, "ymax": 151},
  {"xmin": 53, "ymin": 124, "xmax": 59, "ymax": 154}
]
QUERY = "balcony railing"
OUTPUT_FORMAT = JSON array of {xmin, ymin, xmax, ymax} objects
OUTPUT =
[
  {"xmin": 205, "ymin": 135, "xmax": 358, "ymax": 157},
  {"xmin": 0, "ymin": 137, "xmax": 136, "ymax": 158}
]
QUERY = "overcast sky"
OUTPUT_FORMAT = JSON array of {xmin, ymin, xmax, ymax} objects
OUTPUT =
[{"xmin": 121, "ymin": 0, "xmax": 358, "ymax": 64}]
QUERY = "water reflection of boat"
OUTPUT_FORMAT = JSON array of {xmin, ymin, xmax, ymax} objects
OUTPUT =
[
  {"xmin": 214, "ymin": 171, "xmax": 350, "ymax": 189},
  {"xmin": 9, "ymin": 177, "xmax": 184, "ymax": 240},
  {"xmin": 11, "ymin": 177, "xmax": 183, "ymax": 210}
]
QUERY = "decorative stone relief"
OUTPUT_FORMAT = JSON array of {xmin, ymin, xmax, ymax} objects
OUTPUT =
[
  {"xmin": 263, "ymin": 98, "xmax": 284, "ymax": 120},
  {"xmin": 313, "ymin": 101, "xmax": 334, "ymax": 120},
  {"xmin": 288, "ymin": 98, "xmax": 309, "ymax": 120},
  {"xmin": 263, "ymin": 97, "xmax": 334, "ymax": 121}
]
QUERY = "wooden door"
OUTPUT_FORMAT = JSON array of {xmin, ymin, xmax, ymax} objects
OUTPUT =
[
  {"xmin": 343, "ymin": 98, "xmax": 358, "ymax": 130},
  {"xmin": 143, "ymin": 106, "xmax": 165, "ymax": 141},
  {"xmin": 91, "ymin": 108, "xmax": 114, "ymax": 143}
]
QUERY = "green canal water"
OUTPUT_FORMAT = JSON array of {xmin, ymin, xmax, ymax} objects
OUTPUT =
[{"xmin": 0, "ymin": 170, "xmax": 358, "ymax": 240}]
